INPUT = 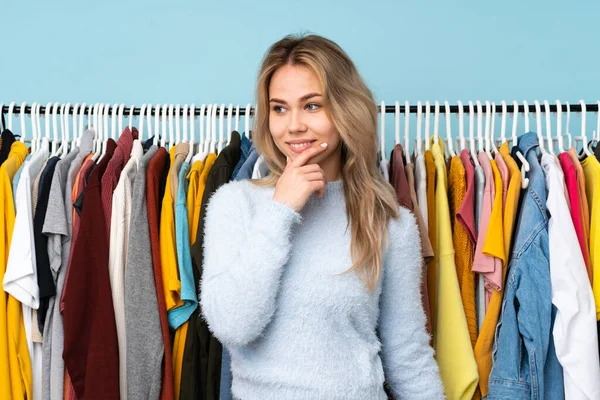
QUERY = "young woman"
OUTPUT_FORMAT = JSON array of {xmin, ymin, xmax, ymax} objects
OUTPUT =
[{"xmin": 200, "ymin": 34, "xmax": 444, "ymax": 399}]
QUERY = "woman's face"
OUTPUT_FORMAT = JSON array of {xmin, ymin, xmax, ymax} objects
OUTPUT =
[{"xmin": 268, "ymin": 64, "xmax": 342, "ymax": 180}]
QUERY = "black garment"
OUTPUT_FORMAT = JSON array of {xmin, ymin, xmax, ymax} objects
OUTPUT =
[
  {"xmin": 34, "ymin": 156, "xmax": 60, "ymax": 332},
  {"xmin": 181, "ymin": 131, "xmax": 241, "ymax": 400},
  {"xmin": 0, "ymin": 129, "xmax": 16, "ymax": 166},
  {"xmin": 157, "ymin": 147, "xmax": 170, "ymax": 230}
]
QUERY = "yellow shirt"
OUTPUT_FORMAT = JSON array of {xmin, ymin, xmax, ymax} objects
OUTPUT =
[
  {"xmin": 581, "ymin": 155, "xmax": 600, "ymax": 319},
  {"xmin": 173, "ymin": 157, "xmax": 214, "ymax": 399},
  {"xmin": 474, "ymin": 143, "xmax": 521, "ymax": 396},
  {"xmin": 431, "ymin": 138, "xmax": 479, "ymax": 400},
  {"xmin": 0, "ymin": 142, "xmax": 30, "ymax": 399},
  {"xmin": 160, "ymin": 147, "xmax": 184, "ymax": 311}
]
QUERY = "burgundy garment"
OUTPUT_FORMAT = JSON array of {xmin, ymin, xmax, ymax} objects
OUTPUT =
[
  {"xmin": 61, "ymin": 140, "xmax": 119, "ymax": 400},
  {"xmin": 146, "ymin": 147, "xmax": 175, "ymax": 400},
  {"xmin": 389, "ymin": 144, "xmax": 413, "ymax": 211},
  {"xmin": 100, "ymin": 127, "xmax": 138, "ymax": 239},
  {"xmin": 457, "ymin": 149, "xmax": 477, "ymax": 245},
  {"xmin": 559, "ymin": 152, "xmax": 592, "ymax": 281}
]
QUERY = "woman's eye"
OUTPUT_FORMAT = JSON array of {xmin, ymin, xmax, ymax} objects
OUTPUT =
[
  {"xmin": 306, "ymin": 103, "xmax": 320, "ymax": 111},
  {"xmin": 272, "ymin": 106, "xmax": 285, "ymax": 113}
]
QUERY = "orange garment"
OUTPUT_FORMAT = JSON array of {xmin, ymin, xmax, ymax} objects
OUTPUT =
[
  {"xmin": 424, "ymin": 150, "xmax": 437, "ymax": 335},
  {"xmin": 474, "ymin": 143, "xmax": 522, "ymax": 396},
  {"xmin": 448, "ymin": 156, "xmax": 477, "ymax": 348},
  {"xmin": 568, "ymin": 148, "xmax": 591, "ymax": 246}
]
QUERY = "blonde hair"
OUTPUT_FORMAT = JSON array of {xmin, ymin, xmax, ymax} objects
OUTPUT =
[{"xmin": 252, "ymin": 33, "xmax": 400, "ymax": 293}]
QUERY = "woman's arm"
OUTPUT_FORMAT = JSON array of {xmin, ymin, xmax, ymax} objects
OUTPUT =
[
  {"xmin": 378, "ymin": 207, "xmax": 445, "ymax": 399},
  {"xmin": 199, "ymin": 181, "xmax": 301, "ymax": 347}
]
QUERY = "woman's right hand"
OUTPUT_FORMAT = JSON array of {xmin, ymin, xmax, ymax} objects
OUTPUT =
[{"xmin": 272, "ymin": 142, "xmax": 329, "ymax": 213}]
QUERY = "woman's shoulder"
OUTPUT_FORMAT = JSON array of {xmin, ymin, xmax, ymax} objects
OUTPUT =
[{"xmin": 387, "ymin": 205, "xmax": 419, "ymax": 242}]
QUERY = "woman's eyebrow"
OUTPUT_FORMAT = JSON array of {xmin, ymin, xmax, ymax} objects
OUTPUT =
[{"xmin": 269, "ymin": 92, "xmax": 322, "ymax": 105}]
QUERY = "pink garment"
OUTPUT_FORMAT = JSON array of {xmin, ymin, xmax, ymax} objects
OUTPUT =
[
  {"xmin": 495, "ymin": 152, "xmax": 509, "ymax": 208},
  {"xmin": 457, "ymin": 149, "xmax": 477, "ymax": 245},
  {"xmin": 472, "ymin": 153, "xmax": 502, "ymax": 309}
]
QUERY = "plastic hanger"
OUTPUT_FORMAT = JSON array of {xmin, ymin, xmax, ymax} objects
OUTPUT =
[
  {"xmin": 71, "ymin": 103, "xmax": 79, "ymax": 149},
  {"xmin": 579, "ymin": 100, "xmax": 593, "ymax": 157},
  {"xmin": 139, "ymin": 104, "xmax": 147, "ymax": 143},
  {"xmin": 217, "ymin": 104, "xmax": 225, "ymax": 153},
  {"xmin": 51, "ymin": 102, "xmax": 60, "ymax": 156},
  {"xmin": 128, "ymin": 104, "xmax": 134, "ymax": 132},
  {"xmin": 415, "ymin": 101, "xmax": 423, "ymax": 156},
  {"xmin": 444, "ymin": 101, "xmax": 455, "ymax": 157},
  {"xmin": 7, "ymin": 101, "xmax": 16, "ymax": 132},
  {"xmin": 59, "ymin": 103, "xmax": 70, "ymax": 157},
  {"xmin": 0, "ymin": 103, "xmax": 3, "ymax": 132},
  {"xmin": 168, "ymin": 104, "xmax": 175, "ymax": 149},
  {"xmin": 161, "ymin": 104, "xmax": 168, "ymax": 149},
  {"xmin": 199, "ymin": 104, "xmax": 213, "ymax": 160},
  {"xmin": 191, "ymin": 104, "xmax": 207, "ymax": 163},
  {"xmin": 510, "ymin": 101, "xmax": 530, "ymax": 188},
  {"xmin": 175, "ymin": 104, "xmax": 181, "ymax": 144},
  {"xmin": 468, "ymin": 101, "xmax": 480, "ymax": 167},
  {"xmin": 29, "ymin": 102, "xmax": 38, "ymax": 152},
  {"xmin": 543, "ymin": 100, "xmax": 554, "ymax": 155},
  {"xmin": 91, "ymin": 104, "xmax": 101, "ymax": 161},
  {"xmin": 210, "ymin": 103, "xmax": 218, "ymax": 154},
  {"xmin": 476, "ymin": 101, "xmax": 485, "ymax": 155},
  {"xmin": 145, "ymin": 104, "xmax": 153, "ymax": 145},
  {"xmin": 182, "ymin": 104, "xmax": 188, "ymax": 143},
  {"xmin": 19, "ymin": 101, "xmax": 27, "ymax": 144},
  {"xmin": 101, "ymin": 103, "xmax": 112, "ymax": 161},
  {"xmin": 563, "ymin": 101, "xmax": 573, "ymax": 149},
  {"xmin": 483, "ymin": 101, "xmax": 493, "ymax": 159},
  {"xmin": 403, "ymin": 100, "xmax": 410, "ymax": 162},
  {"xmin": 555, "ymin": 100, "xmax": 565, "ymax": 153},
  {"xmin": 511, "ymin": 100, "xmax": 519, "ymax": 148},
  {"xmin": 424, "ymin": 101, "xmax": 431, "ymax": 151},
  {"xmin": 522, "ymin": 100, "xmax": 531, "ymax": 133},
  {"xmin": 244, "ymin": 103, "xmax": 251, "ymax": 139},
  {"xmin": 433, "ymin": 101, "xmax": 440, "ymax": 147},
  {"xmin": 96, "ymin": 104, "xmax": 107, "ymax": 162},
  {"xmin": 116, "ymin": 104, "xmax": 124, "ymax": 138},
  {"xmin": 380, "ymin": 101, "xmax": 387, "ymax": 163},
  {"xmin": 500, "ymin": 101, "xmax": 508, "ymax": 145},
  {"xmin": 227, "ymin": 103, "xmax": 233, "ymax": 145},
  {"xmin": 457, "ymin": 100, "xmax": 466, "ymax": 152},
  {"xmin": 153, "ymin": 104, "xmax": 160, "ymax": 147},
  {"xmin": 77, "ymin": 103, "xmax": 86, "ymax": 147},
  {"xmin": 45, "ymin": 103, "xmax": 53, "ymax": 155},
  {"xmin": 185, "ymin": 104, "xmax": 195, "ymax": 164},
  {"xmin": 534, "ymin": 100, "xmax": 547, "ymax": 155},
  {"xmin": 489, "ymin": 101, "xmax": 499, "ymax": 155},
  {"xmin": 235, "ymin": 105, "xmax": 240, "ymax": 134},
  {"xmin": 394, "ymin": 101, "xmax": 400, "ymax": 146}
]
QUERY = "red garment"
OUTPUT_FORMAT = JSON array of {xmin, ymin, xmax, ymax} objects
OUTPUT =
[
  {"xmin": 62, "ymin": 140, "xmax": 119, "ymax": 399},
  {"xmin": 559, "ymin": 152, "xmax": 592, "ymax": 282},
  {"xmin": 389, "ymin": 144, "xmax": 413, "ymax": 211},
  {"xmin": 146, "ymin": 147, "xmax": 175, "ymax": 400},
  {"xmin": 457, "ymin": 149, "xmax": 477, "ymax": 245},
  {"xmin": 100, "ymin": 127, "xmax": 137, "ymax": 239}
]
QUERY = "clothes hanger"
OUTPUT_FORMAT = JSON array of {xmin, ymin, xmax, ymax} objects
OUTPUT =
[
  {"xmin": 51, "ymin": 102, "xmax": 60, "ymax": 157},
  {"xmin": 433, "ymin": 100, "xmax": 440, "ymax": 147},
  {"xmin": 468, "ymin": 101, "xmax": 480, "ymax": 167},
  {"xmin": 579, "ymin": 100, "xmax": 593, "ymax": 157},
  {"xmin": 29, "ymin": 102, "xmax": 38, "ymax": 153},
  {"xmin": 175, "ymin": 104, "xmax": 181, "ymax": 145},
  {"xmin": 424, "ymin": 101, "xmax": 431, "ymax": 151},
  {"xmin": 564, "ymin": 102, "xmax": 573, "ymax": 149},
  {"xmin": 457, "ymin": 100, "xmax": 466, "ymax": 152},
  {"xmin": 394, "ymin": 101, "xmax": 400, "ymax": 146},
  {"xmin": 96, "ymin": 103, "xmax": 107, "ymax": 162},
  {"xmin": 227, "ymin": 103, "xmax": 234, "ymax": 145},
  {"xmin": 403, "ymin": 100, "xmax": 410, "ymax": 162},
  {"xmin": 210, "ymin": 103, "xmax": 218, "ymax": 154},
  {"xmin": 100, "ymin": 103, "xmax": 111, "ymax": 162},
  {"xmin": 555, "ymin": 100, "xmax": 565, "ymax": 153},
  {"xmin": 117, "ymin": 103, "xmax": 125, "ymax": 139},
  {"xmin": 60, "ymin": 103, "xmax": 70, "ymax": 157},
  {"xmin": 185, "ymin": 104, "xmax": 195, "ymax": 164},
  {"xmin": 168, "ymin": 104, "xmax": 175, "ymax": 149},
  {"xmin": 77, "ymin": 102, "xmax": 86, "ymax": 147},
  {"xmin": 534, "ymin": 100, "xmax": 547, "ymax": 155},
  {"xmin": 182, "ymin": 104, "xmax": 188, "ymax": 144},
  {"xmin": 217, "ymin": 103, "xmax": 225, "ymax": 153},
  {"xmin": 71, "ymin": 103, "xmax": 79, "ymax": 149},
  {"xmin": 380, "ymin": 101, "xmax": 387, "ymax": 164},
  {"xmin": 235, "ymin": 105, "xmax": 240, "ymax": 134},
  {"xmin": 7, "ymin": 101, "xmax": 16, "ymax": 132},
  {"xmin": 153, "ymin": 104, "xmax": 160, "ymax": 147},
  {"xmin": 191, "ymin": 104, "xmax": 207, "ymax": 164},
  {"xmin": 91, "ymin": 103, "xmax": 101, "ymax": 161},
  {"xmin": 415, "ymin": 101, "xmax": 423, "ymax": 157},
  {"xmin": 543, "ymin": 100, "xmax": 554, "ymax": 156},
  {"xmin": 161, "ymin": 104, "xmax": 168, "ymax": 149},
  {"xmin": 139, "ymin": 104, "xmax": 147, "ymax": 143},
  {"xmin": 444, "ymin": 101, "xmax": 455, "ymax": 157},
  {"xmin": 483, "ymin": 101, "xmax": 493, "ymax": 159},
  {"xmin": 476, "ymin": 100, "xmax": 485, "ymax": 157},
  {"xmin": 0, "ymin": 103, "xmax": 4, "ymax": 132},
  {"xmin": 128, "ymin": 104, "xmax": 134, "ymax": 132},
  {"xmin": 145, "ymin": 104, "xmax": 153, "ymax": 145},
  {"xmin": 19, "ymin": 101, "xmax": 27, "ymax": 144},
  {"xmin": 489, "ymin": 101, "xmax": 499, "ymax": 155},
  {"xmin": 198, "ymin": 104, "xmax": 212, "ymax": 160},
  {"xmin": 510, "ymin": 101, "xmax": 530, "ymax": 188},
  {"xmin": 500, "ymin": 100, "xmax": 508, "ymax": 145},
  {"xmin": 244, "ymin": 103, "xmax": 251, "ymax": 140}
]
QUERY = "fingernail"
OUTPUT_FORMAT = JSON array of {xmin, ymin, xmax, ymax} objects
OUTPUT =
[{"xmin": 320, "ymin": 142, "xmax": 328, "ymax": 148}]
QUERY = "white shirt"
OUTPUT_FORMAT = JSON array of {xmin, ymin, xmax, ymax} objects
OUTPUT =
[
  {"xmin": 3, "ymin": 138, "xmax": 49, "ymax": 400},
  {"xmin": 108, "ymin": 139, "xmax": 143, "ymax": 400},
  {"xmin": 542, "ymin": 153, "xmax": 600, "ymax": 399},
  {"xmin": 251, "ymin": 155, "xmax": 269, "ymax": 179},
  {"xmin": 379, "ymin": 158, "xmax": 390, "ymax": 182}
]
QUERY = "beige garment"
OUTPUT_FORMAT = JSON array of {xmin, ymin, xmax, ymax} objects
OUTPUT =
[{"xmin": 169, "ymin": 142, "xmax": 190, "ymax": 202}]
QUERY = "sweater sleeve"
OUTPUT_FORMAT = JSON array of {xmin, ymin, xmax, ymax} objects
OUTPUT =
[
  {"xmin": 378, "ymin": 207, "xmax": 445, "ymax": 399},
  {"xmin": 199, "ymin": 181, "xmax": 301, "ymax": 347}
]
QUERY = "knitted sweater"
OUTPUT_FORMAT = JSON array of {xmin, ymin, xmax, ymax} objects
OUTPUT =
[{"xmin": 200, "ymin": 178, "xmax": 444, "ymax": 400}]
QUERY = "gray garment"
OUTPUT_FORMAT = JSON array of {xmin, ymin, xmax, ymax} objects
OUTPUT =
[
  {"xmin": 42, "ymin": 130, "xmax": 94, "ymax": 400},
  {"xmin": 40, "ymin": 147, "xmax": 79, "ymax": 399},
  {"xmin": 473, "ymin": 164, "xmax": 486, "ymax": 334},
  {"xmin": 125, "ymin": 145, "xmax": 163, "ymax": 400}
]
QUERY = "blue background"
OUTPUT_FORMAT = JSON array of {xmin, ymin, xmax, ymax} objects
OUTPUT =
[{"xmin": 2, "ymin": 0, "xmax": 600, "ymax": 152}]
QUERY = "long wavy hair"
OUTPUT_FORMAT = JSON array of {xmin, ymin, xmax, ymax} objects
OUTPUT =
[{"xmin": 252, "ymin": 33, "xmax": 400, "ymax": 293}]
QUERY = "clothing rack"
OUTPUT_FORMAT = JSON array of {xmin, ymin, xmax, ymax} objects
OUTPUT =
[{"xmin": 2, "ymin": 102, "xmax": 600, "ymax": 116}]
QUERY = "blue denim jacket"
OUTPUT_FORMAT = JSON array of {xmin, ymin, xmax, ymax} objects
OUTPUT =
[{"xmin": 487, "ymin": 132, "xmax": 564, "ymax": 399}]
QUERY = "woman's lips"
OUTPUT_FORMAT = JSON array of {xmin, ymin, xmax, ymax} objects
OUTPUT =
[{"xmin": 287, "ymin": 140, "xmax": 317, "ymax": 153}]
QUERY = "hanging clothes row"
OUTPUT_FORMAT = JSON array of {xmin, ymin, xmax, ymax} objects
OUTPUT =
[{"xmin": 0, "ymin": 99, "xmax": 598, "ymax": 400}]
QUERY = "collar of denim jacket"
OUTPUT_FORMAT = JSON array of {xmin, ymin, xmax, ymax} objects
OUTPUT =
[{"xmin": 517, "ymin": 131, "xmax": 540, "ymax": 157}]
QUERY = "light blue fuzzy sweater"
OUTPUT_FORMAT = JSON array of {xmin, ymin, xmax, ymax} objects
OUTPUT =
[{"xmin": 200, "ymin": 178, "xmax": 445, "ymax": 400}]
